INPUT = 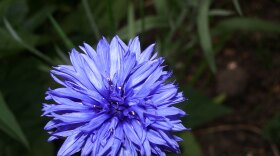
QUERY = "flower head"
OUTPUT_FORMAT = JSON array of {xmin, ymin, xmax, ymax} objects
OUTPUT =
[{"xmin": 43, "ymin": 36, "xmax": 188, "ymax": 156}]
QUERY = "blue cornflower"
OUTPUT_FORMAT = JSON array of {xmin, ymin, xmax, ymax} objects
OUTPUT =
[{"xmin": 42, "ymin": 36, "xmax": 188, "ymax": 156}]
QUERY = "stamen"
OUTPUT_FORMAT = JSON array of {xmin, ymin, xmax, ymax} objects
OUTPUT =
[{"xmin": 130, "ymin": 111, "xmax": 135, "ymax": 115}]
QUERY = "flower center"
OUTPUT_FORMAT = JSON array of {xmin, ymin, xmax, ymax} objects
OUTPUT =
[
  {"xmin": 109, "ymin": 101, "xmax": 125, "ymax": 118},
  {"xmin": 107, "ymin": 86, "xmax": 136, "ymax": 120}
]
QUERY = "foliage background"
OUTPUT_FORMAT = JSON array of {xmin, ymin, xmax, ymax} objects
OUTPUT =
[{"xmin": 0, "ymin": 0, "xmax": 279, "ymax": 155}]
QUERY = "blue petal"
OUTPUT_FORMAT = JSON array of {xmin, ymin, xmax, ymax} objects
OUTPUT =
[
  {"xmin": 51, "ymin": 128, "xmax": 81, "ymax": 138},
  {"xmin": 110, "ymin": 124, "xmax": 123, "ymax": 155},
  {"xmin": 98, "ymin": 134, "xmax": 114, "ymax": 156},
  {"xmin": 119, "ymin": 138, "xmax": 137, "ymax": 156},
  {"xmin": 109, "ymin": 36, "xmax": 123, "ymax": 81},
  {"xmin": 81, "ymin": 135, "xmax": 94, "ymax": 155},
  {"xmin": 58, "ymin": 133, "xmax": 86, "ymax": 156},
  {"xmin": 133, "ymin": 66, "xmax": 164, "ymax": 97},
  {"xmin": 81, "ymin": 113, "xmax": 110, "ymax": 132},
  {"xmin": 152, "ymin": 146, "xmax": 166, "ymax": 156},
  {"xmin": 156, "ymin": 107, "xmax": 186, "ymax": 117},
  {"xmin": 82, "ymin": 43, "xmax": 97, "ymax": 59},
  {"xmin": 143, "ymin": 139, "xmax": 152, "ymax": 156},
  {"xmin": 117, "ymin": 52, "xmax": 136, "ymax": 86},
  {"xmin": 128, "ymin": 36, "xmax": 141, "ymax": 59},
  {"xmin": 96, "ymin": 37, "xmax": 110, "ymax": 77},
  {"xmin": 171, "ymin": 123, "xmax": 189, "ymax": 131},
  {"xmin": 138, "ymin": 43, "xmax": 155, "ymax": 64},
  {"xmin": 47, "ymin": 136, "xmax": 58, "ymax": 142},
  {"xmin": 81, "ymin": 54, "xmax": 104, "ymax": 91},
  {"xmin": 116, "ymin": 35, "xmax": 128, "ymax": 52},
  {"xmin": 150, "ymin": 51, "xmax": 158, "ymax": 60},
  {"xmin": 147, "ymin": 129, "xmax": 167, "ymax": 146},
  {"xmin": 47, "ymin": 88, "xmax": 95, "ymax": 104},
  {"xmin": 42, "ymin": 104, "xmax": 90, "ymax": 116},
  {"xmin": 158, "ymin": 130, "xmax": 179, "ymax": 150},
  {"xmin": 52, "ymin": 112, "xmax": 95, "ymax": 123},
  {"xmin": 131, "ymin": 120, "xmax": 146, "ymax": 143},
  {"xmin": 92, "ymin": 121, "xmax": 111, "ymax": 154},
  {"xmin": 125, "ymin": 60, "xmax": 160, "ymax": 90},
  {"xmin": 172, "ymin": 135, "xmax": 183, "ymax": 141},
  {"xmin": 122, "ymin": 121, "xmax": 141, "ymax": 145},
  {"xmin": 44, "ymin": 120, "xmax": 59, "ymax": 130},
  {"xmin": 151, "ymin": 86, "xmax": 178, "ymax": 104},
  {"xmin": 69, "ymin": 49, "xmax": 83, "ymax": 72},
  {"xmin": 151, "ymin": 120, "xmax": 173, "ymax": 131}
]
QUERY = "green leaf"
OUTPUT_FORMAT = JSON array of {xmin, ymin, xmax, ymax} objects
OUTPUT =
[
  {"xmin": 197, "ymin": 0, "xmax": 216, "ymax": 73},
  {"xmin": 232, "ymin": 0, "xmax": 243, "ymax": 16},
  {"xmin": 3, "ymin": 18, "xmax": 53, "ymax": 65},
  {"xmin": 0, "ymin": 28, "xmax": 23, "ymax": 55},
  {"xmin": 262, "ymin": 113, "xmax": 280, "ymax": 145},
  {"xmin": 48, "ymin": 14, "xmax": 74, "ymax": 49},
  {"xmin": 0, "ymin": 57, "xmax": 54, "ymax": 156},
  {"xmin": 213, "ymin": 17, "xmax": 280, "ymax": 34},
  {"xmin": 181, "ymin": 132, "xmax": 203, "ymax": 156},
  {"xmin": 0, "ymin": 92, "xmax": 29, "ymax": 148},
  {"xmin": 182, "ymin": 88, "xmax": 232, "ymax": 128},
  {"xmin": 127, "ymin": 2, "xmax": 136, "ymax": 38},
  {"xmin": 23, "ymin": 6, "xmax": 55, "ymax": 31},
  {"xmin": 167, "ymin": 132, "xmax": 202, "ymax": 156}
]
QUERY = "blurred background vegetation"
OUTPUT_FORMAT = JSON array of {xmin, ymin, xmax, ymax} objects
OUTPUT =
[{"xmin": 0, "ymin": 0, "xmax": 280, "ymax": 155}]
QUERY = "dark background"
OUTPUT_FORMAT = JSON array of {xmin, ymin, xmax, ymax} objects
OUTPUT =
[{"xmin": 0, "ymin": 0, "xmax": 279, "ymax": 155}]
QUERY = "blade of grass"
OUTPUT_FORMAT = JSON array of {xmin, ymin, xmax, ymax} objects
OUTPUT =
[
  {"xmin": 48, "ymin": 14, "xmax": 74, "ymax": 49},
  {"xmin": 209, "ymin": 9, "xmax": 234, "ymax": 16},
  {"xmin": 55, "ymin": 45, "xmax": 70, "ymax": 64},
  {"xmin": 187, "ymin": 33, "xmax": 231, "ymax": 89},
  {"xmin": 128, "ymin": 2, "xmax": 136, "ymax": 38},
  {"xmin": 212, "ymin": 17, "xmax": 280, "ymax": 34},
  {"xmin": 197, "ymin": 0, "xmax": 216, "ymax": 73},
  {"xmin": 82, "ymin": 0, "xmax": 100, "ymax": 40},
  {"xmin": 167, "ymin": 7, "xmax": 188, "ymax": 41},
  {"xmin": 154, "ymin": 0, "xmax": 174, "ymax": 30},
  {"xmin": 213, "ymin": 93, "xmax": 227, "ymax": 104},
  {"xmin": 0, "ymin": 92, "xmax": 29, "ymax": 148},
  {"xmin": 118, "ymin": 16, "xmax": 167, "ymax": 40},
  {"xmin": 3, "ymin": 18, "xmax": 53, "ymax": 65},
  {"xmin": 232, "ymin": 0, "xmax": 243, "ymax": 16}
]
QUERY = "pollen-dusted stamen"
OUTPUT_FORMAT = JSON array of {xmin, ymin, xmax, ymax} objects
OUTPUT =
[
  {"xmin": 42, "ymin": 36, "xmax": 188, "ymax": 156},
  {"xmin": 130, "ymin": 111, "xmax": 136, "ymax": 115}
]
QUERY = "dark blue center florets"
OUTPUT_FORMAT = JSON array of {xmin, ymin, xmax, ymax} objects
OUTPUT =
[
  {"xmin": 109, "ymin": 100, "xmax": 126, "ymax": 118},
  {"xmin": 42, "ymin": 36, "xmax": 188, "ymax": 156},
  {"xmin": 108, "ymin": 87, "xmax": 136, "ymax": 120}
]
